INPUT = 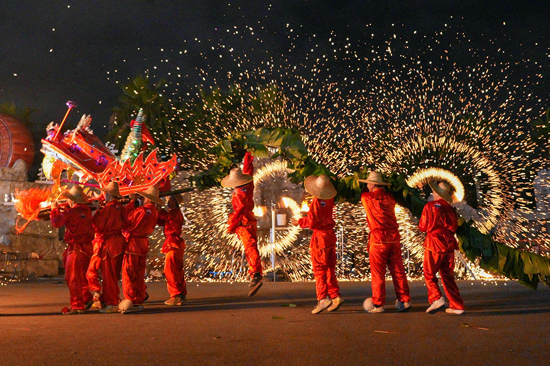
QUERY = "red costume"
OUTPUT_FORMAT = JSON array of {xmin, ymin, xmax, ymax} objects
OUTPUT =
[
  {"xmin": 51, "ymin": 204, "xmax": 94, "ymax": 310},
  {"xmin": 158, "ymin": 207, "xmax": 187, "ymax": 298},
  {"xmin": 419, "ymin": 199, "xmax": 464, "ymax": 310},
  {"xmin": 227, "ymin": 152, "xmax": 262, "ymax": 275},
  {"xmin": 361, "ymin": 188, "xmax": 411, "ymax": 306},
  {"xmin": 298, "ymin": 198, "xmax": 340, "ymax": 301},
  {"xmin": 86, "ymin": 199, "xmax": 127, "ymax": 306},
  {"xmin": 122, "ymin": 201, "xmax": 158, "ymax": 304}
]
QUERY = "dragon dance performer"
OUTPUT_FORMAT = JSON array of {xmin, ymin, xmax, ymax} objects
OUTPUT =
[
  {"xmin": 158, "ymin": 194, "xmax": 187, "ymax": 306},
  {"xmin": 121, "ymin": 186, "xmax": 161, "ymax": 308},
  {"xmin": 221, "ymin": 152, "xmax": 263, "ymax": 297},
  {"xmin": 50, "ymin": 185, "xmax": 94, "ymax": 315},
  {"xmin": 292, "ymin": 175, "xmax": 344, "ymax": 314},
  {"xmin": 360, "ymin": 171, "xmax": 411, "ymax": 313},
  {"xmin": 86, "ymin": 182, "xmax": 128, "ymax": 313},
  {"xmin": 420, "ymin": 181, "xmax": 465, "ymax": 315}
]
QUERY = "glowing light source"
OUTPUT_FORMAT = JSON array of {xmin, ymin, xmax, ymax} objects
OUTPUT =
[{"xmin": 407, "ymin": 167, "xmax": 465, "ymax": 202}]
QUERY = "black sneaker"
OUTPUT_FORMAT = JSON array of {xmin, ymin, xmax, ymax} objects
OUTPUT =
[
  {"xmin": 248, "ymin": 274, "xmax": 263, "ymax": 297},
  {"xmin": 248, "ymin": 273, "xmax": 262, "ymax": 287}
]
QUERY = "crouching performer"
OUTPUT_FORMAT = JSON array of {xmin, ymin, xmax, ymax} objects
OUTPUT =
[
  {"xmin": 420, "ymin": 181, "xmax": 465, "ymax": 315},
  {"xmin": 158, "ymin": 194, "xmax": 187, "ymax": 306},
  {"xmin": 360, "ymin": 171, "xmax": 411, "ymax": 313},
  {"xmin": 221, "ymin": 152, "xmax": 263, "ymax": 297},
  {"xmin": 87, "ymin": 182, "xmax": 127, "ymax": 313},
  {"xmin": 121, "ymin": 186, "xmax": 161, "ymax": 310},
  {"xmin": 292, "ymin": 175, "xmax": 343, "ymax": 314},
  {"xmin": 50, "ymin": 185, "xmax": 94, "ymax": 314}
]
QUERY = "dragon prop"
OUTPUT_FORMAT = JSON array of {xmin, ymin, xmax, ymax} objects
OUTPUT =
[
  {"xmin": 190, "ymin": 127, "xmax": 550, "ymax": 289},
  {"xmin": 15, "ymin": 102, "xmax": 177, "ymax": 231}
]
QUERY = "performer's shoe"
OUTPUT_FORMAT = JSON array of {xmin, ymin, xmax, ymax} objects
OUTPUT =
[
  {"xmin": 164, "ymin": 295, "xmax": 187, "ymax": 306},
  {"xmin": 248, "ymin": 273, "xmax": 262, "ymax": 287},
  {"xmin": 369, "ymin": 305, "xmax": 385, "ymax": 313},
  {"xmin": 62, "ymin": 307, "xmax": 86, "ymax": 315},
  {"xmin": 363, "ymin": 298, "xmax": 385, "ymax": 313},
  {"xmin": 84, "ymin": 299, "xmax": 94, "ymax": 311},
  {"xmin": 91, "ymin": 292, "xmax": 102, "ymax": 309},
  {"xmin": 99, "ymin": 305, "xmax": 119, "ymax": 314},
  {"xmin": 396, "ymin": 300, "xmax": 411, "ymax": 312},
  {"xmin": 132, "ymin": 305, "xmax": 144, "ymax": 312},
  {"xmin": 327, "ymin": 297, "xmax": 344, "ymax": 312},
  {"xmin": 445, "ymin": 308, "xmax": 465, "ymax": 315},
  {"xmin": 312, "ymin": 298, "xmax": 332, "ymax": 314},
  {"xmin": 426, "ymin": 297, "xmax": 446, "ymax": 314},
  {"xmin": 248, "ymin": 274, "xmax": 263, "ymax": 297}
]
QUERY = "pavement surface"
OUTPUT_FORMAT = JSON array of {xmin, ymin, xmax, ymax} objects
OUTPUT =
[{"xmin": 1, "ymin": 279, "xmax": 549, "ymax": 366}]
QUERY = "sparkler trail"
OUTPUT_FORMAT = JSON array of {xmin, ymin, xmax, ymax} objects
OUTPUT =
[{"xmin": 107, "ymin": 19, "xmax": 549, "ymax": 281}]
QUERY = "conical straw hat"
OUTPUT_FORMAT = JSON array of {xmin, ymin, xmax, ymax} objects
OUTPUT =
[
  {"xmin": 100, "ymin": 181, "xmax": 122, "ymax": 198},
  {"xmin": 428, "ymin": 180, "xmax": 453, "ymax": 203},
  {"xmin": 221, "ymin": 168, "xmax": 253, "ymax": 188},
  {"xmin": 137, "ymin": 186, "xmax": 163, "ymax": 205},
  {"xmin": 61, "ymin": 185, "xmax": 89, "ymax": 204},
  {"xmin": 304, "ymin": 175, "xmax": 337, "ymax": 200},
  {"xmin": 357, "ymin": 171, "xmax": 390, "ymax": 185}
]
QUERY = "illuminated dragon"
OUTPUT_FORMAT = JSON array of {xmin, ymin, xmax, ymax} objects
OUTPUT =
[{"xmin": 15, "ymin": 101, "xmax": 177, "ymax": 231}]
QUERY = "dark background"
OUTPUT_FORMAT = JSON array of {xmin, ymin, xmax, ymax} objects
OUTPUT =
[{"xmin": 0, "ymin": 0, "xmax": 548, "ymax": 141}]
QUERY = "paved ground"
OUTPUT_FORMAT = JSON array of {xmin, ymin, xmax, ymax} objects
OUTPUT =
[{"xmin": 1, "ymin": 279, "xmax": 549, "ymax": 366}]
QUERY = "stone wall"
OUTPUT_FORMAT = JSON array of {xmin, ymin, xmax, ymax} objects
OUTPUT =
[{"xmin": 0, "ymin": 160, "xmax": 62, "ymax": 277}]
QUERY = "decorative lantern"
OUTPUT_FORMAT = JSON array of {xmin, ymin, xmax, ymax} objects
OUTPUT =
[{"xmin": 0, "ymin": 113, "xmax": 35, "ymax": 168}]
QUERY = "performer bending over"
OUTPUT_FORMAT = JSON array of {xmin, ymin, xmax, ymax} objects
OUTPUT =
[
  {"xmin": 221, "ymin": 152, "xmax": 263, "ymax": 297},
  {"xmin": 292, "ymin": 175, "xmax": 343, "ymax": 314},
  {"xmin": 50, "ymin": 185, "xmax": 94, "ymax": 314},
  {"xmin": 87, "ymin": 182, "xmax": 128, "ymax": 313},
  {"xmin": 420, "ymin": 181, "xmax": 465, "ymax": 315},
  {"xmin": 158, "ymin": 194, "xmax": 187, "ymax": 306},
  {"xmin": 360, "ymin": 171, "xmax": 411, "ymax": 313},
  {"xmin": 122, "ymin": 186, "xmax": 161, "ymax": 309}
]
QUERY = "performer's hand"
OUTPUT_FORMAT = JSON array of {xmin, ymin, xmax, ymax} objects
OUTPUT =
[
  {"xmin": 51, "ymin": 201, "xmax": 58, "ymax": 210},
  {"xmin": 291, "ymin": 219, "xmax": 299, "ymax": 226},
  {"xmin": 129, "ymin": 193, "xmax": 137, "ymax": 201}
]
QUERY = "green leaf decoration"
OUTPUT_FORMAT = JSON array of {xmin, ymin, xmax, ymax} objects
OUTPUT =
[{"xmin": 189, "ymin": 126, "xmax": 550, "ymax": 290}]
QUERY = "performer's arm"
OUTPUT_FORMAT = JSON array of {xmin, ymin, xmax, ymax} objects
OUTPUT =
[
  {"xmin": 448, "ymin": 209, "xmax": 459, "ymax": 233},
  {"xmin": 158, "ymin": 208, "xmax": 168, "ymax": 226},
  {"xmin": 50, "ymin": 207, "xmax": 68, "ymax": 228},
  {"xmin": 243, "ymin": 152, "xmax": 254, "ymax": 175},
  {"xmin": 227, "ymin": 196, "xmax": 246, "ymax": 233},
  {"xmin": 418, "ymin": 204, "xmax": 430, "ymax": 232},
  {"xmin": 298, "ymin": 199, "xmax": 317, "ymax": 228}
]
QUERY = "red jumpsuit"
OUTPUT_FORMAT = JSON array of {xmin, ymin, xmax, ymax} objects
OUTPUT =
[
  {"xmin": 298, "ymin": 198, "xmax": 340, "ymax": 301},
  {"xmin": 361, "ymin": 188, "xmax": 411, "ymax": 306},
  {"xmin": 227, "ymin": 152, "xmax": 262, "ymax": 275},
  {"xmin": 86, "ymin": 199, "xmax": 127, "ymax": 306},
  {"xmin": 158, "ymin": 207, "xmax": 187, "ymax": 298},
  {"xmin": 419, "ymin": 199, "xmax": 465, "ymax": 310},
  {"xmin": 122, "ymin": 201, "xmax": 158, "ymax": 304},
  {"xmin": 51, "ymin": 204, "xmax": 94, "ymax": 310}
]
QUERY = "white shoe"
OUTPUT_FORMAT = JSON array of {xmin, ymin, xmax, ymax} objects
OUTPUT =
[
  {"xmin": 363, "ymin": 297, "xmax": 384, "ymax": 313},
  {"xmin": 327, "ymin": 297, "xmax": 344, "ymax": 312},
  {"xmin": 445, "ymin": 308, "xmax": 465, "ymax": 315},
  {"xmin": 396, "ymin": 300, "xmax": 411, "ymax": 312},
  {"xmin": 426, "ymin": 297, "xmax": 446, "ymax": 314},
  {"xmin": 312, "ymin": 298, "xmax": 332, "ymax": 314}
]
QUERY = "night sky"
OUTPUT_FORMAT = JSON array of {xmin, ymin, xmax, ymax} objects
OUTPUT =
[{"xmin": 1, "ymin": 0, "xmax": 548, "ymax": 141}]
